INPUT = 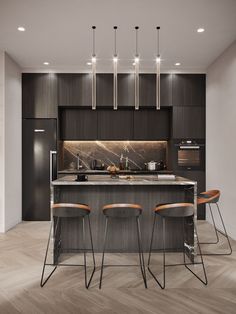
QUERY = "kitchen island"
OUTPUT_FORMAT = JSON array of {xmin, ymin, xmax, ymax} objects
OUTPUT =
[{"xmin": 51, "ymin": 175, "xmax": 197, "ymax": 255}]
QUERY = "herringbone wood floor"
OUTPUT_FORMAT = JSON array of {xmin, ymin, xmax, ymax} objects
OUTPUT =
[{"xmin": 0, "ymin": 221, "xmax": 236, "ymax": 314}]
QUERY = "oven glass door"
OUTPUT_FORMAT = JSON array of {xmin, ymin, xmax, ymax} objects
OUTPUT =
[{"xmin": 178, "ymin": 149, "xmax": 200, "ymax": 167}]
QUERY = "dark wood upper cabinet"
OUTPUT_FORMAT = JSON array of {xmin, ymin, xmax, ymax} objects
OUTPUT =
[
  {"xmin": 22, "ymin": 73, "xmax": 58, "ymax": 118},
  {"xmin": 172, "ymin": 106, "xmax": 205, "ymax": 139},
  {"xmin": 96, "ymin": 74, "xmax": 113, "ymax": 107},
  {"xmin": 172, "ymin": 74, "xmax": 205, "ymax": 106},
  {"xmin": 98, "ymin": 109, "xmax": 133, "ymax": 140},
  {"xmin": 118, "ymin": 74, "xmax": 135, "ymax": 107},
  {"xmin": 59, "ymin": 108, "xmax": 97, "ymax": 140},
  {"xmin": 133, "ymin": 109, "xmax": 170, "ymax": 140},
  {"xmin": 139, "ymin": 74, "xmax": 172, "ymax": 107},
  {"xmin": 58, "ymin": 73, "xmax": 92, "ymax": 106}
]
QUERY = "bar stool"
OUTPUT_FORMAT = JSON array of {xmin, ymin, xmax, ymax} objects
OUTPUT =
[
  {"xmin": 99, "ymin": 203, "xmax": 147, "ymax": 289},
  {"xmin": 197, "ymin": 190, "xmax": 232, "ymax": 255},
  {"xmin": 40, "ymin": 203, "xmax": 96, "ymax": 288},
  {"xmin": 148, "ymin": 203, "xmax": 207, "ymax": 289}
]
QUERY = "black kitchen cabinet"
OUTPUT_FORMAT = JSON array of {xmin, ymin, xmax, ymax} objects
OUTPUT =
[
  {"xmin": 58, "ymin": 73, "xmax": 92, "ymax": 106},
  {"xmin": 97, "ymin": 74, "xmax": 113, "ymax": 107},
  {"xmin": 98, "ymin": 109, "xmax": 133, "ymax": 140},
  {"xmin": 118, "ymin": 74, "xmax": 135, "ymax": 107},
  {"xmin": 22, "ymin": 73, "xmax": 57, "ymax": 118},
  {"xmin": 59, "ymin": 108, "xmax": 97, "ymax": 140},
  {"xmin": 172, "ymin": 106, "xmax": 205, "ymax": 139},
  {"xmin": 22, "ymin": 119, "xmax": 57, "ymax": 220},
  {"xmin": 172, "ymin": 74, "xmax": 205, "ymax": 106},
  {"xmin": 139, "ymin": 74, "xmax": 172, "ymax": 107},
  {"xmin": 175, "ymin": 170, "xmax": 206, "ymax": 219},
  {"xmin": 133, "ymin": 109, "xmax": 170, "ymax": 140}
]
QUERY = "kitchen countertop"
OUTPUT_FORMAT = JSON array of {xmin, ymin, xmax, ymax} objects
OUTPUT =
[
  {"xmin": 52, "ymin": 175, "xmax": 196, "ymax": 186},
  {"xmin": 58, "ymin": 169, "xmax": 172, "ymax": 175}
]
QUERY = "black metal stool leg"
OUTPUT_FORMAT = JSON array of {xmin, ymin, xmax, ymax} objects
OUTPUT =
[
  {"xmin": 82, "ymin": 217, "xmax": 88, "ymax": 288},
  {"xmin": 136, "ymin": 217, "xmax": 147, "ymax": 288},
  {"xmin": 85, "ymin": 215, "xmax": 96, "ymax": 288},
  {"xmin": 147, "ymin": 214, "xmax": 157, "ymax": 266},
  {"xmin": 215, "ymin": 203, "xmax": 232, "ymax": 255},
  {"xmin": 200, "ymin": 204, "xmax": 219, "ymax": 245},
  {"xmin": 200, "ymin": 203, "xmax": 232, "ymax": 256},
  {"xmin": 184, "ymin": 221, "xmax": 208, "ymax": 285},
  {"xmin": 99, "ymin": 217, "xmax": 108, "ymax": 289},
  {"xmin": 40, "ymin": 217, "xmax": 60, "ymax": 287},
  {"xmin": 148, "ymin": 216, "xmax": 166, "ymax": 289}
]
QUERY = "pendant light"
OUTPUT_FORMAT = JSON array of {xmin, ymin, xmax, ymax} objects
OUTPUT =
[
  {"xmin": 134, "ymin": 26, "xmax": 140, "ymax": 110},
  {"xmin": 156, "ymin": 26, "xmax": 161, "ymax": 110},
  {"xmin": 113, "ymin": 26, "xmax": 118, "ymax": 110},
  {"xmin": 92, "ymin": 26, "xmax": 96, "ymax": 110}
]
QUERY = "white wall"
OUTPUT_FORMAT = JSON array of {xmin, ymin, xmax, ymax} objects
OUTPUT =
[
  {"xmin": 0, "ymin": 52, "xmax": 5, "ymax": 232},
  {"xmin": 4, "ymin": 53, "xmax": 22, "ymax": 230},
  {"xmin": 206, "ymin": 40, "xmax": 236, "ymax": 239},
  {"xmin": 0, "ymin": 52, "xmax": 22, "ymax": 232}
]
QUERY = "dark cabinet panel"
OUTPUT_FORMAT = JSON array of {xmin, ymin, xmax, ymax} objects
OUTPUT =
[
  {"xmin": 118, "ymin": 74, "xmax": 135, "ymax": 107},
  {"xmin": 22, "ymin": 119, "xmax": 57, "ymax": 220},
  {"xmin": 97, "ymin": 74, "xmax": 113, "ymax": 107},
  {"xmin": 139, "ymin": 74, "xmax": 172, "ymax": 107},
  {"xmin": 160, "ymin": 74, "xmax": 173, "ymax": 106},
  {"xmin": 58, "ymin": 74, "xmax": 92, "ymax": 106},
  {"xmin": 22, "ymin": 73, "xmax": 57, "ymax": 118},
  {"xmin": 172, "ymin": 106, "xmax": 205, "ymax": 139},
  {"xmin": 59, "ymin": 108, "xmax": 97, "ymax": 140},
  {"xmin": 134, "ymin": 109, "xmax": 170, "ymax": 140},
  {"xmin": 98, "ymin": 109, "xmax": 133, "ymax": 140},
  {"xmin": 172, "ymin": 74, "xmax": 205, "ymax": 106}
]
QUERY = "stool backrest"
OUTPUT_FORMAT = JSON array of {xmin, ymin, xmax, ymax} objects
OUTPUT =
[
  {"xmin": 52, "ymin": 203, "xmax": 90, "ymax": 218},
  {"xmin": 155, "ymin": 203, "xmax": 194, "ymax": 218},
  {"xmin": 198, "ymin": 190, "xmax": 220, "ymax": 204},
  {"xmin": 103, "ymin": 203, "xmax": 142, "ymax": 218}
]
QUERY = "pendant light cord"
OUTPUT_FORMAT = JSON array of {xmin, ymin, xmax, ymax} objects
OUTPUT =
[
  {"xmin": 156, "ymin": 26, "xmax": 160, "ymax": 56},
  {"xmin": 114, "ymin": 26, "xmax": 117, "ymax": 56},
  {"xmin": 92, "ymin": 26, "xmax": 96, "ymax": 56},
  {"xmin": 135, "ymin": 26, "xmax": 139, "ymax": 56}
]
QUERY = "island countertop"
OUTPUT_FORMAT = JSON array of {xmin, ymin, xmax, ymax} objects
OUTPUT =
[{"xmin": 53, "ymin": 174, "xmax": 196, "ymax": 186}]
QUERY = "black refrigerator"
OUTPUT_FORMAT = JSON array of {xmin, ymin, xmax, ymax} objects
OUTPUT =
[{"xmin": 22, "ymin": 119, "xmax": 57, "ymax": 221}]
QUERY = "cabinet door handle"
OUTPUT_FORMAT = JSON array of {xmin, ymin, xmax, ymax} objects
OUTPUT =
[{"xmin": 34, "ymin": 129, "xmax": 45, "ymax": 133}]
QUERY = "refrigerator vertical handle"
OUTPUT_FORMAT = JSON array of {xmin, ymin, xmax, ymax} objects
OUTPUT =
[{"xmin": 50, "ymin": 150, "xmax": 57, "ymax": 183}]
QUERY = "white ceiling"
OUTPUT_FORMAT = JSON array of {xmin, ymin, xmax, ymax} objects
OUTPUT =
[{"xmin": 0, "ymin": 0, "xmax": 236, "ymax": 73}]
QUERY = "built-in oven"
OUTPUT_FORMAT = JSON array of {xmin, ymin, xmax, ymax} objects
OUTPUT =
[{"xmin": 173, "ymin": 139, "xmax": 205, "ymax": 171}]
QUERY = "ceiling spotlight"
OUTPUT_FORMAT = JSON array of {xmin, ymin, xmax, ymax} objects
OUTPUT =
[
  {"xmin": 17, "ymin": 26, "xmax": 25, "ymax": 32},
  {"xmin": 197, "ymin": 28, "xmax": 205, "ymax": 33},
  {"xmin": 87, "ymin": 62, "xmax": 92, "ymax": 65},
  {"xmin": 175, "ymin": 62, "xmax": 181, "ymax": 66},
  {"xmin": 43, "ymin": 62, "xmax": 49, "ymax": 65}
]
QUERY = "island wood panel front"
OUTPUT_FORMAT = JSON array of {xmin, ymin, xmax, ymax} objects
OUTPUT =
[{"xmin": 54, "ymin": 184, "xmax": 194, "ymax": 253}]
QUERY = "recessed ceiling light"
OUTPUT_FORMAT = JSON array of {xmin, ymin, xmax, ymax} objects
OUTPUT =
[
  {"xmin": 17, "ymin": 26, "xmax": 25, "ymax": 32},
  {"xmin": 197, "ymin": 28, "xmax": 205, "ymax": 33},
  {"xmin": 175, "ymin": 62, "xmax": 181, "ymax": 66},
  {"xmin": 87, "ymin": 62, "xmax": 92, "ymax": 65},
  {"xmin": 43, "ymin": 62, "xmax": 49, "ymax": 65}
]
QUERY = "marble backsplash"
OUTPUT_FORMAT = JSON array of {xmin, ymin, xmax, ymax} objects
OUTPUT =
[{"xmin": 60, "ymin": 141, "xmax": 167, "ymax": 170}]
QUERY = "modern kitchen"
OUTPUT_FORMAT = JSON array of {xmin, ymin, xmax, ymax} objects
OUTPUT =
[{"xmin": 0, "ymin": 1, "xmax": 236, "ymax": 313}]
